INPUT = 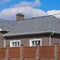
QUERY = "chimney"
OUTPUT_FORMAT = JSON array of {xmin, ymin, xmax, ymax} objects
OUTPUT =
[{"xmin": 16, "ymin": 13, "xmax": 24, "ymax": 21}]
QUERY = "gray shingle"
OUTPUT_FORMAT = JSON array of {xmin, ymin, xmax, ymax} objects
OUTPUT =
[{"xmin": 0, "ymin": 15, "xmax": 60, "ymax": 36}]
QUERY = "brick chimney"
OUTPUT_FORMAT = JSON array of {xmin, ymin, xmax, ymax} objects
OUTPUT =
[{"xmin": 16, "ymin": 13, "xmax": 24, "ymax": 21}]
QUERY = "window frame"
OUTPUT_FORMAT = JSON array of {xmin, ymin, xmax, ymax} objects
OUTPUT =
[
  {"xmin": 30, "ymin": 39, "xmax": 42, "ymax": 46},
  {"xmin": 10, "ymin": 40, "xmax": 21, "ymax": 47}
]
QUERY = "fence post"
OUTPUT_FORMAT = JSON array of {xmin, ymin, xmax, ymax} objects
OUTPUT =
[
  {"xmin": 5, "ymin": 47, "xmax": 9, "ymax": 60},
  {"xmin": 54, "ymin": 45, "xmax": 58, "ymax": 60},
  {"xmin": 36, "ymin": 46, "xmax": 40, "ymax": 60},
  {"xmin": 20, "ymin": 45, "xmax": 24, "ymax": 60}
]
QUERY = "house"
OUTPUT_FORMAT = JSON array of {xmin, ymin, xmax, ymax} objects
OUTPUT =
[
  {"xmin": 0, "ymin": 13, "xmax": 60, "ymax": 47},
  {"xmin": 0, "ymin": 13, "xmax": 60, "ymax": 60}
]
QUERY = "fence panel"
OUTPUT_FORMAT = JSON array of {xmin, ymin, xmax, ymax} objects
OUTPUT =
[
  {"xmin": 23, "ymin": 47, "xmax": 36, "ymax": 58},
  {"xmin": 8, "ymin": 47, "xmax": 20, "ymax": 58},
  {"xmin": 58, "ymin": 46, "xmax": 60, "ymax": 58},
  {"xmin": 39, "ymin": 46, "xmax": 54, "ymax": 58},
  {"xmin": 0, "ymin": 48, "xmax": 6, "ymax": 58},
  {"xmin": 0, "ymin": 46, "xmax": 54, "ymax": 59}
]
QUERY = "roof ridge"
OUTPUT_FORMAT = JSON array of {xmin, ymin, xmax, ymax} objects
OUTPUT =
[{"xmin": 16, "ymin": 15, "xmax": 54, "ymax": 21}]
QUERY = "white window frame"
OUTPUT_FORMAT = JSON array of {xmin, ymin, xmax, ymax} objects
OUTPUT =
[
  {"xmin": 10, "ymin": 40, "xmax": 21, "ymax": 47},
  {"xmin": 30, "ymin": 39, "xmax": 42, "ymax": 46}
]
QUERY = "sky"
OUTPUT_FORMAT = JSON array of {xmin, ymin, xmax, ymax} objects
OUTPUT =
[{"xmin": 0, "ymin": 0, "xmax": 60, "ymax": 20}]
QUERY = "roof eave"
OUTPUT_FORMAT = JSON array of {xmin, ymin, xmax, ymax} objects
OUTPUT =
[{"xmin": 3, "ymin": 31, "xmax": 53, "ymax": 37}]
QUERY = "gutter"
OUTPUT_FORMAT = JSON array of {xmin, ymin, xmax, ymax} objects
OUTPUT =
[{"xmin": 49, "ymin": 32, "xmax": 54, "ymax": 46}]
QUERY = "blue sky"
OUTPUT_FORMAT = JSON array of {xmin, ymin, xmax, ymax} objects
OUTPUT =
[
  {"xmin": 0, "ymin": 0, "xmax": 60, "ymax": 20},
  {"xmin": 40, "ymin": 0, "xmax": 60, "ymax": 11}
]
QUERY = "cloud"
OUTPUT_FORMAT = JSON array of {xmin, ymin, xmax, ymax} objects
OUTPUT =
[
  {"xmin": 0, "ymin": 0, "xmax": 11, "ymax": 4},
  {"xmin": 0, "ymin": 7, "xmax": 47, "ymax": 20},
  {"xmin": 0, "ymin": 6, "xmax": 60, "ymax": 20},
  {"xmin": 47, "ymin": 10, "xmax": 60, "ymax": 18},
  {"xmin": 0, "ymin": 0, "xmax": 60, "ymax": 20},
  {"xmin": 14, "ymin": 0, "xmax": 41, "ymax": 7},
  {"xmin": 0, "ymin": 0, "xmax": 42, "ymax": 20},
  {"xmin": 35, "ymin": 0, "xmax": 41, "ymax": 5}
]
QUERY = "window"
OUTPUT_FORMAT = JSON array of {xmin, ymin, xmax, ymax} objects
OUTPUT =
[
  {"xmin": 10, "ymin": 40, "xmax": 21, "ymax": 47},
  {"xmin": 30, "ymin": 39, "xmax": 42, "ymax": 46}
]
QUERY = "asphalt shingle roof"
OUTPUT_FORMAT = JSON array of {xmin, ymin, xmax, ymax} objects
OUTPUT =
[{"xmin": 0, "ymin": 15, "xmax": 60, "ymax": 36}]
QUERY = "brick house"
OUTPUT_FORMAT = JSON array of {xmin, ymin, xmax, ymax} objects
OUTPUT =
[{"xmin": 0, "ymin": 13, "xmax": 60, "ymax": 60}]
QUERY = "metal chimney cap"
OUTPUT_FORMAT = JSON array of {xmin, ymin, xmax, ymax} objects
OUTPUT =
[{"xmin": 16, "ymin": 13, "xmax": 24, "ymax": 16}]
